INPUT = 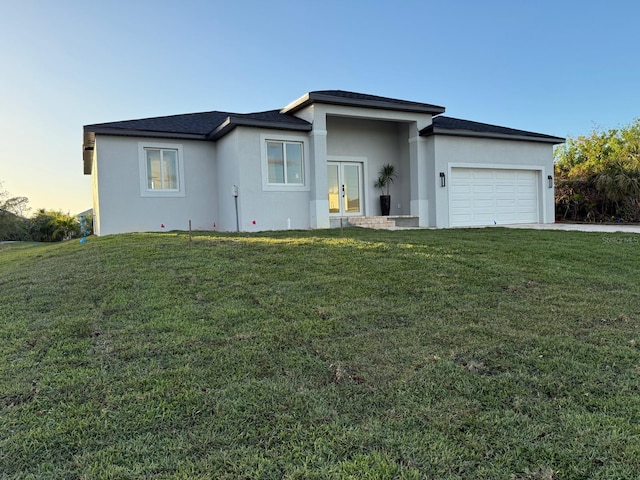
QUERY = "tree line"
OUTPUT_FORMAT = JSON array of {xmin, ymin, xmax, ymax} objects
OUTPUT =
[
  {"xmin": 0, "ymin": 182, "xmax": 89, "ymax": 242},
  {"xmin": 555, "ymin": 119, "xmax": 640, "ymax": 222}
]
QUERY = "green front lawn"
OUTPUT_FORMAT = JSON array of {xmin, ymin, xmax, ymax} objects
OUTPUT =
[{"xmin": 1, "ymin": 228, "xmax": 638, "ymax": 479}]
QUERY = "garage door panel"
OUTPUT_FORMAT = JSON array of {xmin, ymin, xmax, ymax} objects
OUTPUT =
[
  {"xmin": 495, "ymin": 170, "xmax": 517, "ymax": 180},
  {"xmin": 451, "ymin": 201, "xmax": 472, "ymax": 211},
  {"xmin": 455, "ymin": 169, "xmax": 473, "ymax": 178},
  {"xmin": 516, "ymin": 171, "xmax": 533, "ymax": 179},
  {"xmin": 496, "ymin": 214, "xmax": 518, "ymax": 223},
  {"xmin": 495, "ymin": 185, "xmax": 516, "ymax": 194},
  {"xmin": 473, "ymin": 199, "xmax": 495, "ymax": 208},
  {"xmin": 474, "ymin": 212, "xmax": 496, "ymax": 223},
  {"xmin": 472, "ymin": 170, "xmax": 495, "ymax": 179},
  {"xmin": 451, "ymin": 186, "xmax": 472, "ymax": 196},
  {"xmin": 517, "ymin": 185, "xmax": 536, "ymax": 195},
  {"xmin": 473, "ymin": 185, "xmax": 495, "ymax": 194},
  {"xmin": 450, "ymin": 168, "xmax": 539, "ymax": 227}
]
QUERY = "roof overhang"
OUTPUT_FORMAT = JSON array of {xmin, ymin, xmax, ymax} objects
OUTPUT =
[
  {"xmin": 420, "ymin": 125, "xmax": 565, "ymax": 144},
  {"xmin": 82, "ymin": 127, "xmax": 208, "ymax": 175},
  {"xmin": 282, "ymin": 91, "xmax": 446, "ymax": 116},
  {"xmin": 86, "ymin": 126, "xmax": 207, "ymax": 141}
]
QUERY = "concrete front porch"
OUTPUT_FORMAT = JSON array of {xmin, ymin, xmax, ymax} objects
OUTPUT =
[{"xmin": 329, "ymin": 215, "xmax": 420, "ymax": 229}]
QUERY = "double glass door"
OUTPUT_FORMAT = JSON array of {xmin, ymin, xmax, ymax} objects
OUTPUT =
[{"xmin": 328, "ymin": 162, "xmax": 363, "ymax": 216}]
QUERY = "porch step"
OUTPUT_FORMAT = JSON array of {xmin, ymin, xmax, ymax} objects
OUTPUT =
[
  {"xmin": 342, "ymin": 215, "xmax": 420, "ymax": 229},
  {"xmin": 348, "ymin": 216, "xmax": 396, "ymax": 229},
  {"xmin": 390, "ymin": 215, "xmax": 420, "ymax": 228}
]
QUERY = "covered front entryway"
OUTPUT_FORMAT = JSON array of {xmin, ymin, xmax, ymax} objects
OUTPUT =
[
  {"xmin": 449, "ymin": 167, "xmax": 540, "ymax": 226},
  {"xmin": 327, "ymin": 162, "xmax": 364, "ymax": 216}
]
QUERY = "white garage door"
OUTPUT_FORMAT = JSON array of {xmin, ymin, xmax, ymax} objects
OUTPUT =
[{"xmin": 450, "ymin": 168, "xmax": 539, "ymax": 227}]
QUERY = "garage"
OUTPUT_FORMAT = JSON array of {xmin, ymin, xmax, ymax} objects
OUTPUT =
[{"xmin": 449, "ymin": 167, "xmax": 540, "ymax": 227}]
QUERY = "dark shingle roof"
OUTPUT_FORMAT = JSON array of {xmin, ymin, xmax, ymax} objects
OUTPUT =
[
  {"xmin": 83, "ymin": 90, "xmax": 444, "ymax": 142},
  {"xmin": 84, "ymin": 110, "xmax": 310, "ymax": 139},
  {"xmin": 235, "ymin": 110, "xmax": 309, "ymax": 124},
  {"xmin": 282, "ymin": 90, "xmax": 446, "ymax": 115},
  {"xmin": 207, "ymin": 110, "xmax": 312, "ymax": 140},
  {"xmin": 82, "ymin": 91, "xmax": 563, "ymax": 175},
  {"xmin": 421, "ymin": 116, "xmax": 565, "ymax": 144},
  {"xmin": 84, "ymin": 111, "xmax": 231, "ymax": 136},
  {"xmin": 83, "ymin": 109, "xmax": 312, "ymax": 173}
]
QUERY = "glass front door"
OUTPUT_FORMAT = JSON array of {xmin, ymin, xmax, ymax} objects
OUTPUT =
[{"xmin": 327, "ymin": 162, "xmax": 363, "ymax": 216}]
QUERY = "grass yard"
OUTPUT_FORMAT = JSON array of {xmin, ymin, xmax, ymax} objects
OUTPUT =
[{"xmin": 0, "ymin": 227, "xmax": 639, "ymax": 479}]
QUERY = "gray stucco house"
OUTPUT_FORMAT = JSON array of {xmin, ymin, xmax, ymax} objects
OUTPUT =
[{"xmin": 82, "ymin": 90, "xmax": 564, "ymax": 236}]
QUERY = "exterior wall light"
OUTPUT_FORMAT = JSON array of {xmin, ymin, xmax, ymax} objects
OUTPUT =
[
  {"xmin": 440, "ymin": 172, "xmax": 446, "ymax": 188},
  {"xmin": 547, "ymin": 175, "xmax": 553, "ymax": 188}
]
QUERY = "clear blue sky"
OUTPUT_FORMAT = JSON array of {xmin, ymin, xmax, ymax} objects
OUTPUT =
[{"xmin": 1, "ymin": 0, "xmax": 639, "ymax": 215}]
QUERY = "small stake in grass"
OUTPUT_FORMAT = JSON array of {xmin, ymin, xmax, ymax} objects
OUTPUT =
[{"xmin": 189, "ymin": 220, "xmax": 192, "ymax": 242}]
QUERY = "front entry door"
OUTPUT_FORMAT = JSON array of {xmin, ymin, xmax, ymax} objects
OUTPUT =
[{"xmin": 328, "ymin": 162, "xmax": 363, "ymax": 216}]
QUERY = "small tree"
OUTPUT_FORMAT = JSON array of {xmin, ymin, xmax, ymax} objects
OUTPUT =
[
  {"xmin": 0, "ymin": 182, "xmax": 30, "ymax": 241},
  {"xmin": 29, "ymin": 210, "xmax": 80, "ymax": 242},
  {"xmin": 0, "ymin": 209, "xmax": 29, "ymax": 241},
  {"xmin": 2, "ymin": 196, "xmax": 30, "ymax": 217},
  {"xmin": 374, "ymin": 164, "xmax": 397, "ymax": 196},
  {"xmin": 53, "ymin": 213, "xmax": 82, "ymax": 240}
]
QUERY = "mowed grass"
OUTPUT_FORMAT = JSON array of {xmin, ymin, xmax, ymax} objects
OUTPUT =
[{"xmin": 1, "ymin": 227, "xmax": 639, "ymax": 479}]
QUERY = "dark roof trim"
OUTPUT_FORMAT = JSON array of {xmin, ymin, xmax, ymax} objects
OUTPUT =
[
  {"xmin": 83, "ymin": 112, "xmax": 311, "ymax": 142},
  {"xmin": 82, "ymin": 127, "xmax": 208, "ymax": 175},
  {"xmin": 86, "ymin": 126, "xmax": 207, "ymax": 141},
  {"xmin": 423, "ymin": 128, "xmax": 565, "ymax": 144},
  {"xmin": 421, "ymin": 116, "xmax": 565, "ymax": 144},
  {"xmin": 84, "ymin": 117, "xmax": 311, "ymax": 143},
  {"xmin": 282, "ymin": 90, "xmax": 446, "ymax": 115},
  {"xmin": 207, "ymin": 115, "xmax": 311, "ymax": 141}
]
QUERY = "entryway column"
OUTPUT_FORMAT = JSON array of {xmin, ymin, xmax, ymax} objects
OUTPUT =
[
  {"xmin": 409, "ymin": 123, "xmax": 430, "ymax": 227},
  {"xmin": 309, "ymin": 116, "xmax": 330, "ymax": 228}
]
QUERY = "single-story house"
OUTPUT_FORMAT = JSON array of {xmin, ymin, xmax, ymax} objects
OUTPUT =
[{"xmin": 82, "ymin": 90, "xmax": 564, "ymax": 235}]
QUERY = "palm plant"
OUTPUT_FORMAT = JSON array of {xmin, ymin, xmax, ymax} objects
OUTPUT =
[
  {"xmin": 374, "ymin": 163, "xmax": 397, "ymax": 216},
  {"xmin": 374, "ymin": 163, "xmax": 397, "ymax": 196}
]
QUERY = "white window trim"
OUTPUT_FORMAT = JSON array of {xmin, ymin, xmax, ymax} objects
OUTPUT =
[
  {"xmin": 138, "ymin": 142, "xmax": 185, "ymax": 197},
  {"xmin": 260, "ymin": 133, "xmax": 310, "ymax": 192}
]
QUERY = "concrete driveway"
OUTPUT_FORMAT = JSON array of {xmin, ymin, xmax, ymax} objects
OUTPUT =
[{"xmin": 500, "ymin": 223, "xmax": 640, "ymax": 234}]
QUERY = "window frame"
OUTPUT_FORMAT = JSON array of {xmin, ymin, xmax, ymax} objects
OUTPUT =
[
  {"xmin": 138, "ymin": 142, "xmax": 185, "ymax": 197},
  {"xmin": 260, "ymin": 133, "xmax": 310, "ymax": 192}
]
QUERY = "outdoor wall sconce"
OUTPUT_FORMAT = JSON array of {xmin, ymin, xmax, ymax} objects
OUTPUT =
[
  {"xmin": 440, "ymin": 172, "xmax": 446, "ymax": 187},
  {"xmin": 547, "ymin": 175, "xmax": 553, "ymax": 188}
]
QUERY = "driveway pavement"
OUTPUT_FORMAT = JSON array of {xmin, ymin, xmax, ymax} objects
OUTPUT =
[{"xmin": 499, "ymin": 223, "xmax": 640, "ymax": 234}]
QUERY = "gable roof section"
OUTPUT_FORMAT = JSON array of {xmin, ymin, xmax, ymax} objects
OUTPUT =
[
  {"xmin": 207, "ymin": 110, "xmax": 312, "ymax": 141},
  {"xmin": 82, "ymin": 110, "xmax": 311, "ymax": 174},
  {"xmin": 85, "ymin": 111, "xmax": 231, "ymax": 138},
  {"xmin": 281, "ymin": 90, "xmax": 446, "ymax": 115},
  {"xmin": 85, "ymin": 110, "xmax": 311, "ymax": 139},
  {"xmin": 421, "ymin": 116, "xmax": 565, "ymax": 144}
]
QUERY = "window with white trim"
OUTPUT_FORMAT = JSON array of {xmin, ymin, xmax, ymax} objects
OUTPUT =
[
  {"xmin": 138, "ymin": 142, "xmax": 185, "ymax": 197},
  {"xmin": 146, "ymin": 148, "xmax": 179, "ymax": 190},
  {"xmin": 266, "ymin": 140, "xmax": 304, "ymax": 185}
]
